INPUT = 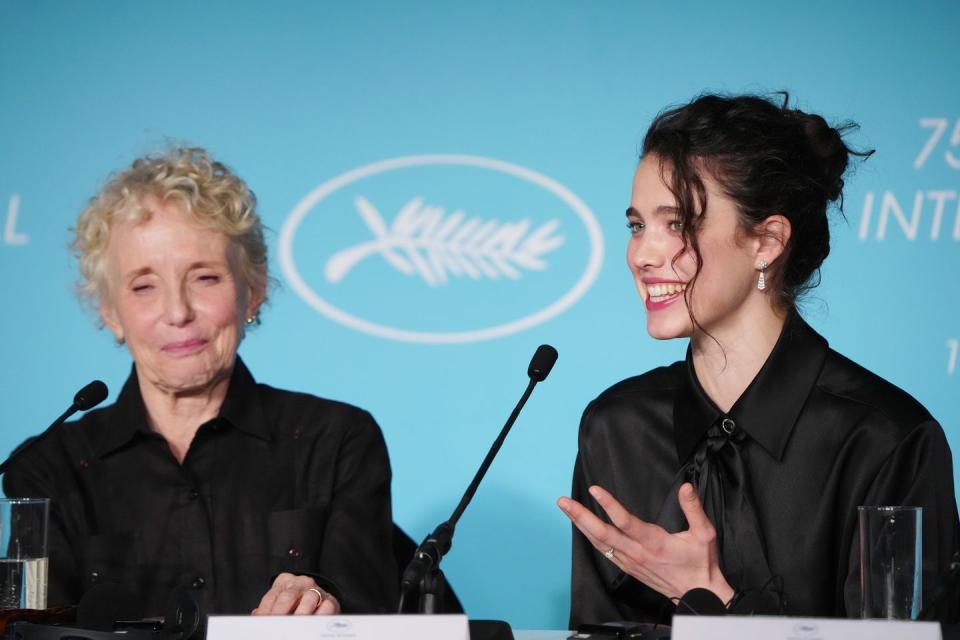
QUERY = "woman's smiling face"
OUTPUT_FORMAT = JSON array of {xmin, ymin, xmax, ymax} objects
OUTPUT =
[
  {"xmin": 99, "ymin": 195, "xmax": 259, "ymax": 396},
  {"xmin": 627, "ymin": 154, "xmax": 761, "ymax": 341}
]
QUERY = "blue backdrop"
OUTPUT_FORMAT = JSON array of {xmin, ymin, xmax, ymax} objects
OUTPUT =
[{"xmin": 1, "ymin": 1, "xmax": 958, "ymax": 629}]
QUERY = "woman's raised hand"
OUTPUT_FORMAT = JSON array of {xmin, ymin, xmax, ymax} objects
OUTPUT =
[{"xmin": 558, "ymin": 482, "xmax": 734, "ymax": 604}]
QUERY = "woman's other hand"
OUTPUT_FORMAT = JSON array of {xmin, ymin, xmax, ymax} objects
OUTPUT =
[
  {"xmin": 558, "ymin": 482, "xmax": 734, "ymax": 604},
  {"xmin": 252, "ymin": 573, "xmax": 341, "ymax": 615}
]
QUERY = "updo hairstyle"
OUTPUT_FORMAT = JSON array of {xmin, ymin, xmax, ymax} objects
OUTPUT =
[{"xmin": 641, "ymin": 93, "xmax": 872, "ymax": 309}]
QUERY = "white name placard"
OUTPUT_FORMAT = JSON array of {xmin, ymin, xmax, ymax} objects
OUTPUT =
[
  {"xmin": 672, "ymin": 615, "xmax": 941, "ymax": 640},
  {"xmin": 207, "ymin": 613, "xmax": 469, "ymax": 640}
]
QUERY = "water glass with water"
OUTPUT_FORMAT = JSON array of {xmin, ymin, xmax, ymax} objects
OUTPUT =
[{"xmin": 0, "ymin": 498, "xmax": 49, "ymax": 610}]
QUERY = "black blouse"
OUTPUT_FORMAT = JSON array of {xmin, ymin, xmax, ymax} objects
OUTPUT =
[
  {"xmin": 3, "ymin": 358, "xmax": 398, "ymax": 616},
  {"xmin": 570, "ymin": 312, "xmax": 959, "ymax": 627}
]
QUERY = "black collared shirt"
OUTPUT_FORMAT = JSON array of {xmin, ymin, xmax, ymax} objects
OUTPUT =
[
  {"xmin": 3, "ymin": 358, "xmax": 398, "ymax": 616},
  {"xmin": 570, "ymin": 312, "xmax": 959, "ymax": 627}
]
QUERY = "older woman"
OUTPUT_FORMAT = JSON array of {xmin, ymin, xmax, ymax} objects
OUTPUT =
[
  {"xmin": 558, "ymin": 94, "xmax": 959, "ymax": 625},
  {"xmin": 3, "ymin": 148, "xmax": 397, "ymax": 617}
]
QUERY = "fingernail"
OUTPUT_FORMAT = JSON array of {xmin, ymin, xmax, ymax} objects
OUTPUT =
[{"xmin": 588, "ymin": 486, "xmax": 602, "ymax": 499}]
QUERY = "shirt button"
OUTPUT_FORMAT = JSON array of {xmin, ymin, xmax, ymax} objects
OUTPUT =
[
  {"xmin": 90, "ymin": 571, "xmax": 100, "ymax": 583},
  {"xmin": 187, "ymin": 489, "xmax": 199, "ymax": 500},
  {"xmin": 78, "ymin": 458, "xmax": 90, "ymax": 469},
  {"xmin": 291, "ymin": 428, "xmax": 303, "ymax": 440},
  {"xmin": 721, "ymin": 418, "xmax": 736, "ymax": 434},
  {"xmin": 288, "ymin": 547, "xmax": 301, "ymax": 559},
  {"xmin": 192, "ymin": 576, "xmax": 205, "ymax": 589}
]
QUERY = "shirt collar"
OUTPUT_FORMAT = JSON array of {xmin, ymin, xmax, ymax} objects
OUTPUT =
[
  {"xmin": 673, "ymin": 310, "xmax": 829, "ymax": 464},
  {"xmin": 95, "ymin": 356, "xmax": 270, "ymax": 458}
]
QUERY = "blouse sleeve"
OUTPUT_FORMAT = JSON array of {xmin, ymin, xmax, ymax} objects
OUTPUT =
[
  {"xmin": 569, "ymin": 450, "xmax": 631, "ymax": 629},
  {"xmin": 842, "ymin": 420, "xmax": 960, "ymax": 623},
  {"xmin": 569, "ymin": 399, "xmax": 676, "ymax": 628},
  {"xmin": 312, "ymin": 410, "xmax": 398, "ymax": 613}
]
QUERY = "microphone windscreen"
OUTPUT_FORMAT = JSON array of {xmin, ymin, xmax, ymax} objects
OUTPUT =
[
  {"xmin": 675, "ymin": 587, "xmax": 727, "ymax": 616},
  {"xmin": 77, "ymin": 583, "xmax": 144, "ymax": 631},
  {"xmin": 74, "ymin": 380, "xmax": 108, "ymax": 411},
  {"xmin": 527, "ymin": 345, "xmax": 558, "ymax": 382}
]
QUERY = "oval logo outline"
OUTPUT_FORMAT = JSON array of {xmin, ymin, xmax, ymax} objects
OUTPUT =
[{"xmin": 279, "ymin": 154, "xmax": 604, "ymax": 344}]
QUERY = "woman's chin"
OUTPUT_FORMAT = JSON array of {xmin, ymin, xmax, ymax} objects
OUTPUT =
[
  {"xmin": 143, "ymin": 361, "xmax": 231, "ymax": 396},
  {"xmin": 645, "ymin": 317, "xmax": 693, "ymax": 341}
]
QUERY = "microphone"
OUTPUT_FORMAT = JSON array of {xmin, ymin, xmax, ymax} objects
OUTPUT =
[
  {"xmin": 73, "ymin": 380, "xmax": 109, "ymax": 411},
  {"xmin": 675, "ymin": 586, "xmax": 783, "ymax": 617},
  {"xmin": 0, "ymin": 380, "xmax": 109, "ymax": 475},
  {"xmin": 675, "ymin": 588, "xmax": 728, "ymax": 616},
  {"xmin": 527, "ymin": 344, "xmax": 558, "ymax": 381},
  {"xmin": 398, "ymin": 345, "xmax": 559, "ymax": 612}
]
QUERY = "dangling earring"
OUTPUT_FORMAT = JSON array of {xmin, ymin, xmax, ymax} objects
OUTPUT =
[
  {"xmin": 245, "ymin": 315, "xmax": 257, "ymax": 325},
  {"xmin": 757, "ymin": 259, "xmax": 767, "ymax": 291}
]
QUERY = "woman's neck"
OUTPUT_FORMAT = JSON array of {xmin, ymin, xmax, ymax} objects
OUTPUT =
[
  {"xmin": 689, "ymin": 304, "xmax": 788, "ymax": 413},
  {"xmin": 137, "ymin": 371, "xmax": 231, "ymax": 464}
]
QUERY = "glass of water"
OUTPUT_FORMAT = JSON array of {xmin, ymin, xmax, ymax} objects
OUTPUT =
[
  {"xmin": 858, "ymin": 505, "xmax": 922, "ymax": 619},
  {"xmin": 0, "ymin": 498, "xmax": 49, "ymax": 610}
]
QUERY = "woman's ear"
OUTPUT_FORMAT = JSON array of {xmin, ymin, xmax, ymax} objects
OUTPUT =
[
  {"xmin": 755, "ymin": 214, "xmax": 791, "ymax": 267},
  {"xmin": 99, "ymin": 299, "xmax": 124, "ymax": 343},
  {"xmin": 245, "ymin": 284, "xmax": 266, "ymax": 324}
]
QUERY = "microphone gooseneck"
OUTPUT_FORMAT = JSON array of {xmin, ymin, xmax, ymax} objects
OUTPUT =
[
  {"xmin": 398, "ymin": 345, "xmax": 558, "ymax": 611},
  {"xmin": 0, "ymin": 379, "xmax": 109, "ymax": 476}
]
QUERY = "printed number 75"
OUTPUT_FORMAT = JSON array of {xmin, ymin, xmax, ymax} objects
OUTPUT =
[{"xmin": 915, "ymin": 119, "xmax": 960, "ymax": 170}]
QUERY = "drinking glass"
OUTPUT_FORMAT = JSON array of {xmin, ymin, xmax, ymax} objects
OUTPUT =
[
  {"xmin": 858, "ymin": 505, "xmax": 922, "ymax": 619},
  {"xmin": 0, "ymin": 498, "xmax": 49, "ymax": 610}
]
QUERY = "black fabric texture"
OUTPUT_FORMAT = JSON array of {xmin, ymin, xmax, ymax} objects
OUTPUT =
[
  {"xmin": 569, "ymin": 312, "xmax": 960, "ymax": 627},
  {"xmin": 3, "ymin": 358, "xmax": 398, "ymax": 616}
]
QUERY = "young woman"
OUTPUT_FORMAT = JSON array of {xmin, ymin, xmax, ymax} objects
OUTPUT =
[{"xmin": 558, "ymin": 94, "xmax": 959, "ymax": 626}]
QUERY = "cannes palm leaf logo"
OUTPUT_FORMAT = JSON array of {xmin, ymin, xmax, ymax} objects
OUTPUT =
[{"xmin": 325, "ymin": 196, "xmax": 566, "ymax": 286}]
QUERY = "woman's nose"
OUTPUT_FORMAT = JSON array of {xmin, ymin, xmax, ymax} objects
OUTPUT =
[
  {"xmin": 163, "ymin": 287, "xmax": 194, "ymax": 326},
  {"xmin": 628, "ymin": 233, "xmax": 667, "ymax": 271}
]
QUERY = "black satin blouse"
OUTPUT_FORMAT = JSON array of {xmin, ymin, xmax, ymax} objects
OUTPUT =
[{"xmin": 570, "ymin": 312, "xmax": 959, "ymax": 627}]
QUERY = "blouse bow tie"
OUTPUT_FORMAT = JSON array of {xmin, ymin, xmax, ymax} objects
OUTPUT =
[{"xmin": 659, "ymin": 419, "xmax": 775, "ymax": 596}]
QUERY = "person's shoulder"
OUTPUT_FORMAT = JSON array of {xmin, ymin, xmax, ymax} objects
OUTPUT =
[
  {"xmin": 576, "ymin": 362, "xmax": 683, "ymax": 454},
  {"xmin": 254, "ymin": 383, "xmax": 381, "ymax": 437},
  {"xmin": 590, "ymin": 361, "xmax": 686, "ymax": 409},
  {"xmin": 579, "ymin": 361, "xmax": 684, "ymax": 431},
  {"xmin": 816, "ymin": 348, "xmax": 935, "ymax": 437}
]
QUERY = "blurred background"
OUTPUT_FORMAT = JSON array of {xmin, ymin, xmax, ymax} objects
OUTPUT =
[{"xmin": 1, "ymin": 0, "xmax": 958, "ymax": 629}]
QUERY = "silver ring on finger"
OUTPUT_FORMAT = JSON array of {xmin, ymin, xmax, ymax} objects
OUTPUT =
[{"xmin": 603, "ymin": 547, "xmax": 616, "ymax": 560}]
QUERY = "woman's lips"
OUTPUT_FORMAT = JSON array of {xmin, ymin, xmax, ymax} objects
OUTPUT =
[
  {"xmin": 162, "ymin": 338, "xmax": 208, "ymax": 356},
  {"xmin": 642, "ymin": 280, "xmax": 687, "ymax": 311},
  {"xmin": 645, "ymin": 292, "xmax": 683, "ymax": 311}
]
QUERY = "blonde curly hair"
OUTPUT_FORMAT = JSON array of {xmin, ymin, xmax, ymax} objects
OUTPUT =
[{"xmin": 73, "ymin": 147, "xmax": 269, "ymax": 312}]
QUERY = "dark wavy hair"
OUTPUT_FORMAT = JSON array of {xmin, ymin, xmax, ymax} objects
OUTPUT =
[{"xmin": 641, "ymin": 93, "xmax": 873, "ymax": 313}]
